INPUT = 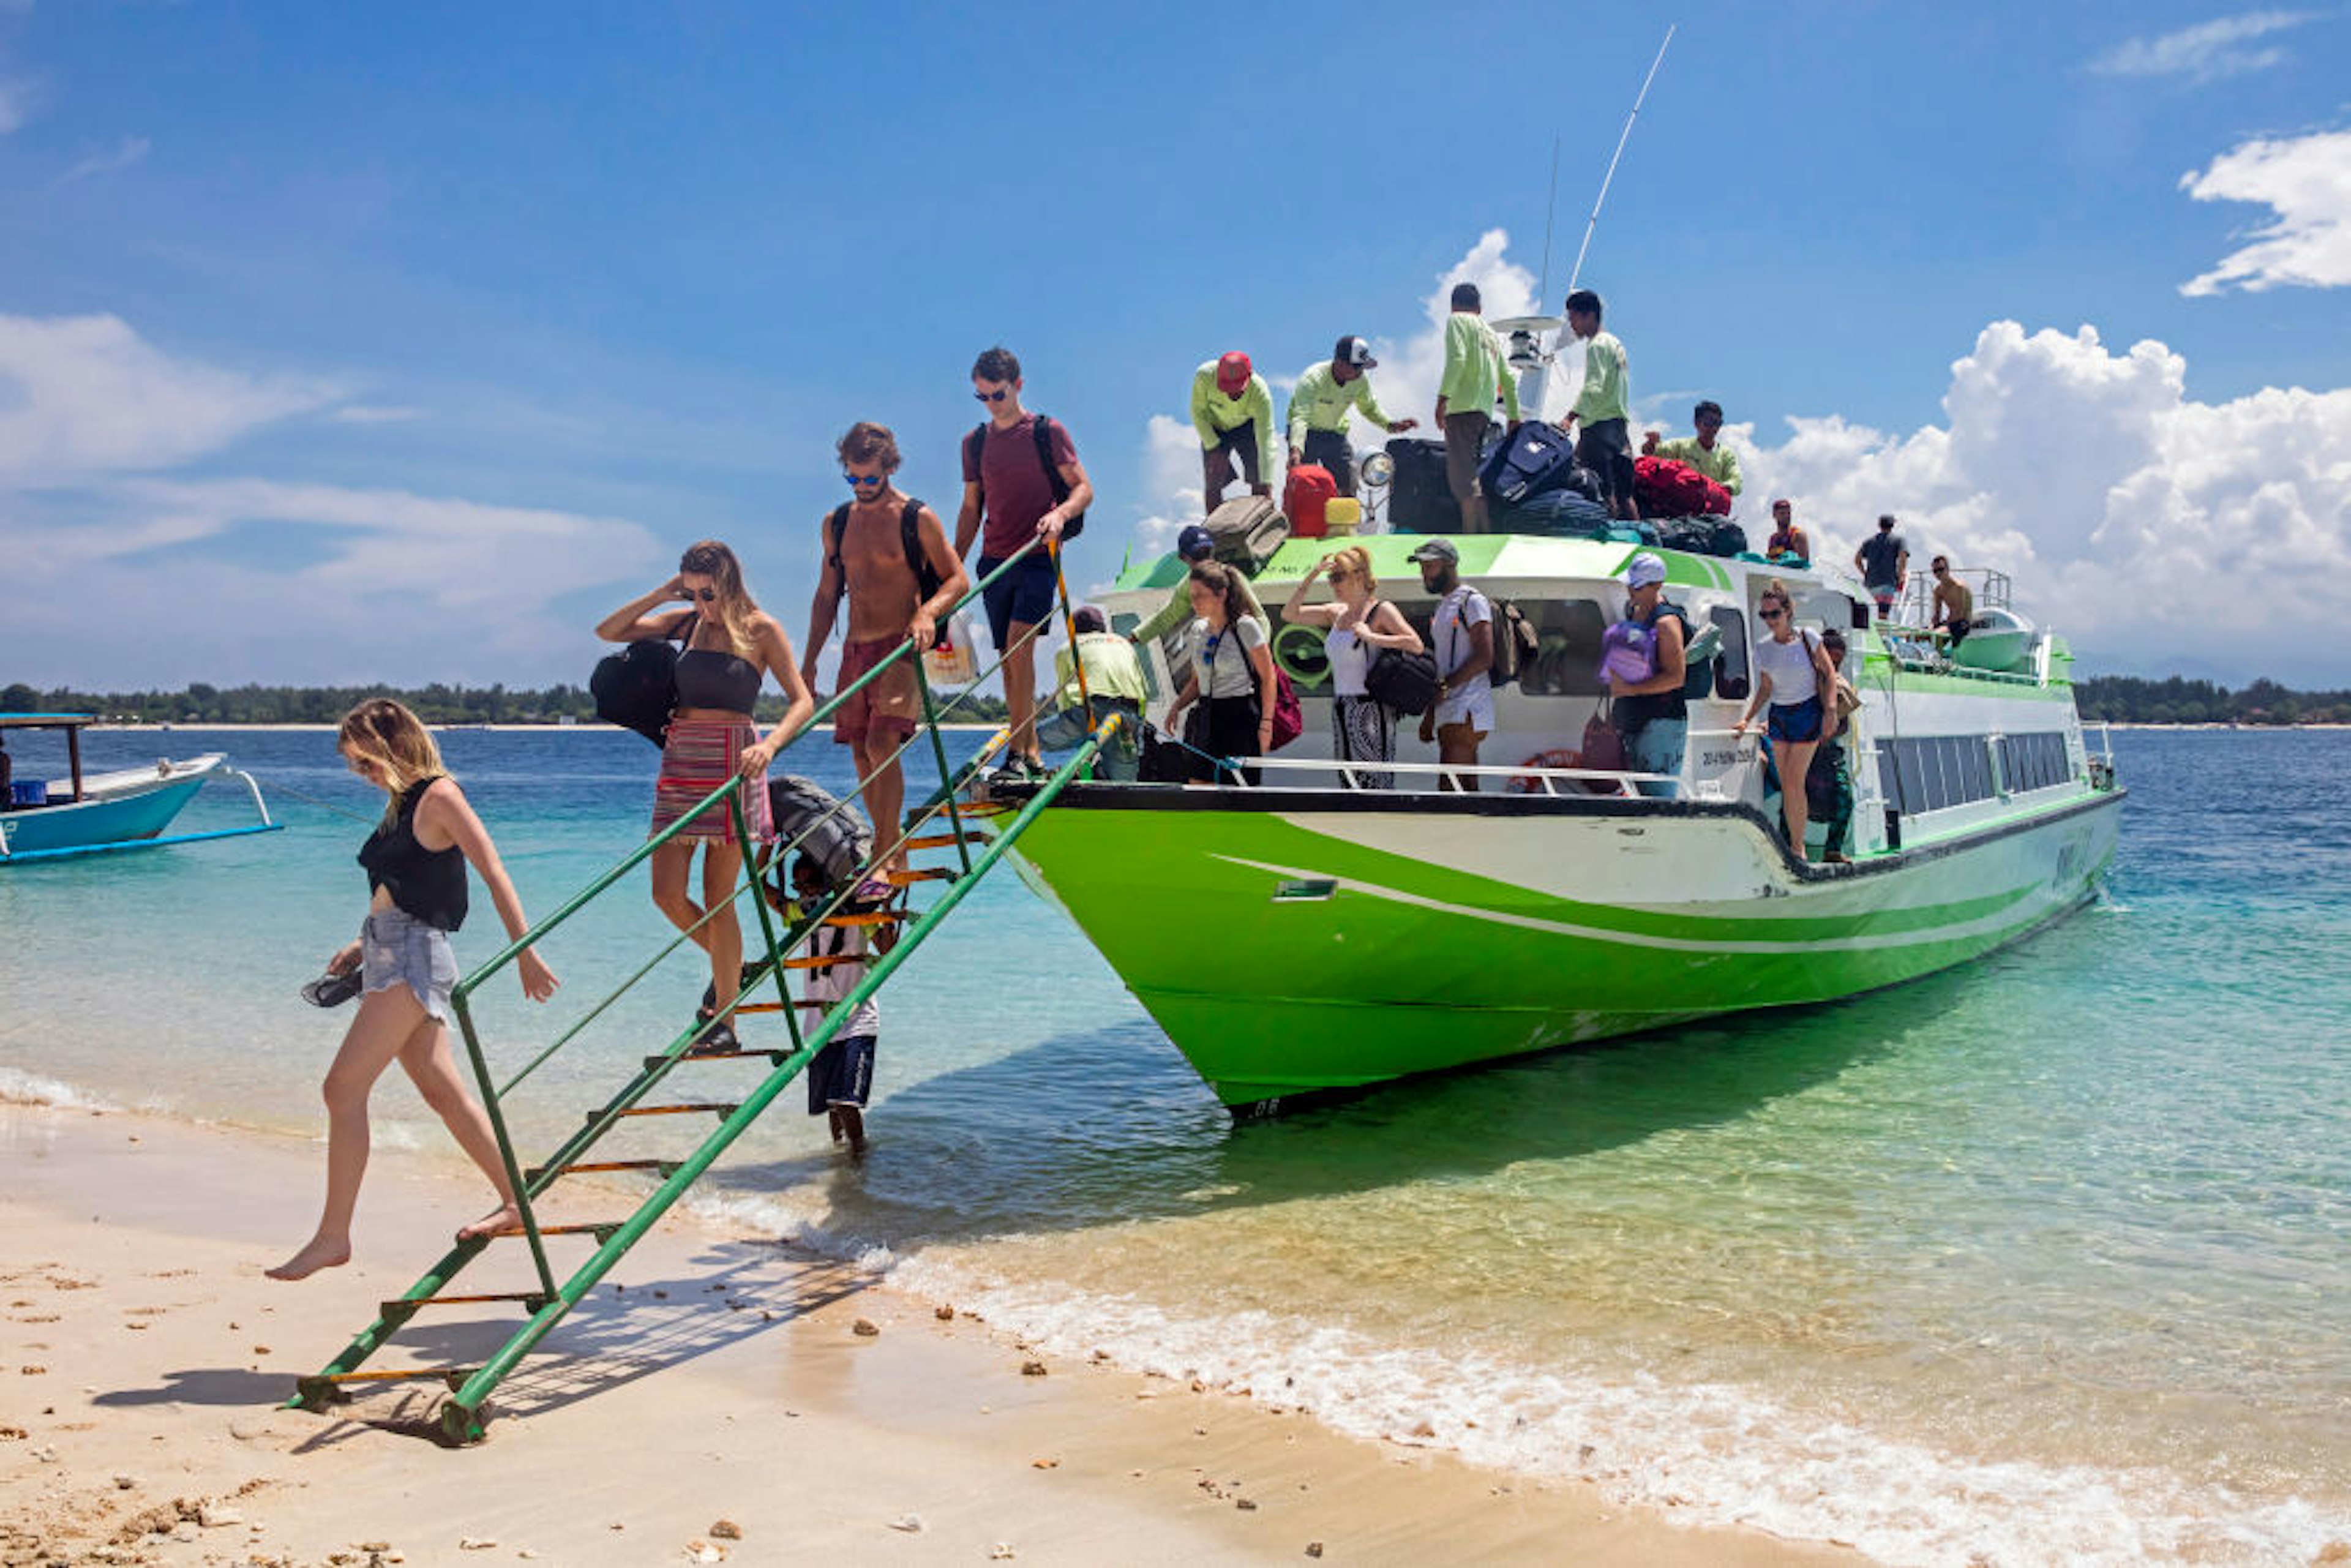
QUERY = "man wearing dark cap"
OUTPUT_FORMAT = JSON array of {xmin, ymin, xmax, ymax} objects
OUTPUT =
[
  {"xmin": 1128, "ymin": 523, "xmax": 1267, "ymax": 648},
  {"xmin": 1190, "ymin": 351, "xmax": 1277, "ymax": 515},
  {"xmin": 1285, "ymin": 335, "xmax": 1417, "ymax": 497},
  {"xmin": 1434, "ymin": 282, "xmax": 1521, "ymax": 534}
]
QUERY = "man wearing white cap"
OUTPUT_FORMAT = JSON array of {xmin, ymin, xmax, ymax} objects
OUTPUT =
[
  {"xmin": 1285, "ymin": 335, "xmax": 1417, "ymax": 498},
  {"xmin": 1409, "ymin": 537, "xmax": 1494, "ymax": 789},
  {"xmin": 1609, "ymin": 552, "xmax": 1690, "ymax": 796}
]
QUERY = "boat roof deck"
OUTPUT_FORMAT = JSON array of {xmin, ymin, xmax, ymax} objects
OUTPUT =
[{"xmin": 0, "ymin": 713, "xmax": 99, "ymax": 731}]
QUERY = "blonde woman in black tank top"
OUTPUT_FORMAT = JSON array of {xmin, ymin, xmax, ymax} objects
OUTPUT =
[
  {"xmin": 598, "ymin": 540, "xmax": 815, "ymax": 1051},
  {"xmin": 268, "ymin": 700, "xmax": 559, "ymax": 1281}
]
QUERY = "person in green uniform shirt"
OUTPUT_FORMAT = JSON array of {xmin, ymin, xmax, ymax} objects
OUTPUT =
[
  {"xmin": 1641, "ymin": 399, "xmax": 1744, "ymax": 501},
  {"xmin": 1434, "ymin": 282, "xmax": 1521, "ymax": 535},
  {"xmin": 1558, "ymin": 288, "xmax": 1640, "ymax": 522},
  {"xmin": 1285, "ymin": 334, "xmax": 1417, "ymax": 498},
  {"xmin": 1191, "ymin": 351, "xmax": 1277, "ymax": 514},
  {"xmin": 1130, "ymin": 525, "xmax": 1265, "ymax": 647}
]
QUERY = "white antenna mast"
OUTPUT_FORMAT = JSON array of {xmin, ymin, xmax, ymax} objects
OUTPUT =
[{"xmin": 1567, "ymin": 23, "xmax": 1676, "ymax": 294}]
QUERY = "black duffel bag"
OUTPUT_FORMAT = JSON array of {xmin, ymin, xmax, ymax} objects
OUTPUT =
[
  {"xmin": 591, "ymin": 640, "xmax": 679, "ymax": 747},
  {"xmin": 1365, "ymin": 647, "xmax": 1440, "ymax": 716}
]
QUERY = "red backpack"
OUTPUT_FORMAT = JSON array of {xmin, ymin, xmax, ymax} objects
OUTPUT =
[{"xmin": 1634, "ymin": 455, "xmax": 1732, "ymax": 519}]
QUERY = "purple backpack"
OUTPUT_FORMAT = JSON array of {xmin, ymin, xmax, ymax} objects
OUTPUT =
[{"xmin": 1599, "ymin": 620, "xmax": 1655, "ymax": 686}]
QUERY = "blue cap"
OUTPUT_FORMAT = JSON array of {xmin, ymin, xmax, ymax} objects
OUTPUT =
[{"xmin": 1177, "ymin": 524, "xmax": 1214, "ymax": 561}]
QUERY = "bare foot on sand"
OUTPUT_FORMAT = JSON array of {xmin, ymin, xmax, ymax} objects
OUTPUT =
[
  {"xmin": 457, "ymin": 1202, "xmax": 522, "ymax": 1242},
  {"xmin": 265, "ymin": 1237, "xmax": 351, "ymax": 1281}
]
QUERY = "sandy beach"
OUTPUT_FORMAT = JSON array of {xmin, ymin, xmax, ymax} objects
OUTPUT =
[{"xmin": 1, "ymin": 1101, "xmax": 1834, "ymax": 1567}]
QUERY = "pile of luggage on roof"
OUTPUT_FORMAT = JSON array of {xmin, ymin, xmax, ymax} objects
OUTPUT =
[{"xmin": 1384, "ymin": 429, "xmax": 1752, "ymax": 558}]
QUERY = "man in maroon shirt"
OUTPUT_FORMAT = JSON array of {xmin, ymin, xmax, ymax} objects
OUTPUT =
[{"xmin": 954, "ymin": 346, "xmax": 1094, "ymax": 779}]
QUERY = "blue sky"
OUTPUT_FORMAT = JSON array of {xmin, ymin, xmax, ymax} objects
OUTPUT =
[{"xmin": 2, "ymin": 1, "xmax": 2347, "ymax": 687}]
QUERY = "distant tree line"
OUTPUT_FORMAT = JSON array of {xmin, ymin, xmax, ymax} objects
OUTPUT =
[
  {"xmin": 0, "ymin": 681, "xmax": 1011, "ymax": 727},
  {"xmin": 2075, "ymin": 676, "xmax": 2351, "ymax": 726}
]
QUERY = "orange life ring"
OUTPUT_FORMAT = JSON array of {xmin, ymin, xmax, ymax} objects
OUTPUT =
[{"xmin": 1507, "ymin": 749, "xmax": 1581, "ymax": 794}]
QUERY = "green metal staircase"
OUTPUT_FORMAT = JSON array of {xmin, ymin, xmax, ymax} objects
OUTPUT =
[{"xmin": 288, "ymin": 542, "xmax": 1120, "ymax": 1444}]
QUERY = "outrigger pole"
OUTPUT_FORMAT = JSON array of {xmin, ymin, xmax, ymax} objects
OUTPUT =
[{"xmin": 1566, "ymin": 23, "xmax": 1676, "ymax": 294}]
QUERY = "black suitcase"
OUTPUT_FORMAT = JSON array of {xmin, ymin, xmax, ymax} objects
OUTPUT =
[{"xmin": 1385, "ymin": 436, "xmax": 1461, "ymax": 533}]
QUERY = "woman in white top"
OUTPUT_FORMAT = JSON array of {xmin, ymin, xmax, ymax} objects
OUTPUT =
[
  {"xmin": 1163, "ymin": 561, "xmax": 1277, "ymax": 785},
  {"xmin": 1283, "ymin": 544, "xmax": 1423, "ymax": 789},
  {"xmin": 1734, "ymin": 579, "xmax": 1843, "ymax": 860}
]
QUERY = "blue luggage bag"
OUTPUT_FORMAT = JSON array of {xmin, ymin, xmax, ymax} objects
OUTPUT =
[{"xmin": 1479, "ymin": 421, "xmax": 1594, "ymax": 506}]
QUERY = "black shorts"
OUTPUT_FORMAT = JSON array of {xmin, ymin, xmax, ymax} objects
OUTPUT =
[
  {"xmin": 1205, "ymin": 421, "xmax": 1264, "ymax": 487},
  {"xmin": 807, "ymin": 1033, "xmax": 876, "ymax": 1111},
  {"xmin": 1301, "ymin": 429, "xmax": 1358, "ymax": 496},
  {"xmin": 977, "ymin": 552, "xmax": 1059, "ymax": 650},
  {"xmin": 1576, "ymin": 418, "xmax": 1635, "ymax": 502}
]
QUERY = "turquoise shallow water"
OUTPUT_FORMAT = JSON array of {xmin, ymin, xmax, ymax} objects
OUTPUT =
[{"xmin": 4, "ymin": 726, "xmax": 2347, "ymax": 1564}]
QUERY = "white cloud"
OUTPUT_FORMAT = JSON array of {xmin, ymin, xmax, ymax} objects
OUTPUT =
[
  {"xmin": 0, "ymin": 313, "xmax": 337, "ymax": 485},
  {"xmin": 56, "ymin": 133, "xmax": 149, "ymax": 184},
  {"xmin": 0, "ymin": 78, "xmax": 32, "ymax": 135},
  {"xmin": 2178, "ymin": 127, "xmax": 2351, "ymax": 294},
  {"xmin": 328, "ymin": 403, "xmax": 427, "ymax": 425},
  {"xmin": 1742, "ymin": 321, "xmax": 2351, "ymax": 681},
  {"xmin": 11, "ymin": 478, "xmax": 667, "ymax": 685},
  {"xmin": 2088, "ymin": 10, "xmax": 2319, "ymax": 81}
]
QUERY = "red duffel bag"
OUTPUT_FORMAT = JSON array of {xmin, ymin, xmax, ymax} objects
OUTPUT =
[{"xmin": 1634, "ymin": 455, "xmax": 1732, "ymax": 518}]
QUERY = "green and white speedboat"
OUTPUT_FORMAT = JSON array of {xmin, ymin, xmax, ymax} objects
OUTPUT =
[{"xmin": 1005, "ymin": 531, "xmax": 2122, "ymax": 1114}]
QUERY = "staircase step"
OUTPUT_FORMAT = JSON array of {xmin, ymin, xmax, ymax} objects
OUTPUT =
[
  {"xmin": 648, "ymin": 1046, "xmax": 793, "ymax": 1065},
  {"xmin": 729, "ymin": 999, "xmax": 827, "ymax": 1016},
  {"xmin": 527, "ymin": 1158, "xmax": 680, "ymax": 1180},
  {"xmin": 479, "ymin": 1220, "xmax": 621, "ymax": 1239},
  {"xmin": 816, "ymin": 910, "xmax": 902, "ymax": 929},
  {"xmin": 607, "ymin": 1102, "xmax": 739, "ymax": 1120},
  {"xmin": 380, "ymin": 1291, "xmax": 549, "ymax": 1315},
  {"xmin": 900, "ymin": 831, "xmax": 991, "ymax": 850},
  {"xmin": 886, "ymin": 868, "xmax": 956, "ymax": 885},
  {"xmin": 314, "ymin": 1366, "xmax": 476, "ymax": 1387},
  {"xmin": 777, "ymin": 951, "xmax": 866, "ymax": 970}
]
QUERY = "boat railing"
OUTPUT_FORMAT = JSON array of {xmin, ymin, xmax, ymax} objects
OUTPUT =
[
  {"xmin": 1894, "ymin": 565, "xmax": 2011, "ymax": 628},
  {"xmin": 1224, "ymin": 754, "xmax": 1685, "ymax": 797}
]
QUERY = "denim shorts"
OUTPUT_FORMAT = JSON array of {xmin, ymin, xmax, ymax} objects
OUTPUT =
[
  {"xmin": 361, "ymin": 907, "xmax": 459, "ymax": 1022},
  {"xmin": 1768, "ymin": 696, "xmax": 1824, "ymax": 745}
]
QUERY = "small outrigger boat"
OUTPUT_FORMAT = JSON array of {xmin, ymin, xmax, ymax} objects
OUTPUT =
[{"xmin": 0, "ymin": 712, "xmax": 282, "ymax": 864}]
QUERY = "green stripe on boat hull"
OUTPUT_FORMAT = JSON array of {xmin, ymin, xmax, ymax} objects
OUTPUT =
[{"xmin": 1008, "ymin": 787, "xmax": 2122, "ymax": 1108}]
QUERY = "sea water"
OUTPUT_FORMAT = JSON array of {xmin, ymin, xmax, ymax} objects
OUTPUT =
[{"xmin": 3, "ymin": 726, "xmax": 2346, "ymax": 1565}]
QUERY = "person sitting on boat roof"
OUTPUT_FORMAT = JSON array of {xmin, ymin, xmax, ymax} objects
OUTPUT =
[
  {"xmin": 1282, "ymin": 544, "xmax": 1424, "ymax": 790},
  {"xmin": 1558, "ymin": 289, "xmax": 1641, "ymax": 524},
  {"xmin": 1807, "ymin": 628, "xmax": 1861, "ymax": 865},
  {"xmin": 1929, "ymin": 555, "xmax": 1974, "ymax": 645},
  {"xmin": 1410, "ymin": 538, "xmax": 1496, "ymax": 791},
  {"xmin": 1129, "ymin": 525, "xmax": 1265, "ymax": 648},
  {"xmin": 1608, "ymin": 552, "xmax": 1690, "ymax": 798},
  {"xmin": 1040, "ymin": 606, "xmax": 1146, "ymax": 781},
  {"xmin": 1285, "ymin": 335, "xmax": 1417, "ymax": 499},
  {"xmin": 1763, "ymin": 498, "xmax": 1812, "ymax": 566},
  {"xmin": 1641, "ymin": 400, "xmax": 1743, "ymax": 504},
  {"xmin": 1854, "ymin": 514, "xmax": 1910, "ymax": 620},
  {"xmin": 1435, "ymin": 282, "xmax": 1521, "ymax": 535},
  {"xmin": 1162, "ymin": 561, "xmax": 1278, "ymax": 786},
  {"xmin": 1192, "ymin": 351, "xmax": 1277, "ymax": 516}
]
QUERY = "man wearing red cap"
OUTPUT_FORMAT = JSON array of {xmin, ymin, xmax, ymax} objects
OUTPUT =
[{"xmin": 1190, "ymin": 351, "xmax": 1276, "ymax": 515}]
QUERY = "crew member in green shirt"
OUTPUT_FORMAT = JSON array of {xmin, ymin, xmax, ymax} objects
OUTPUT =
[
  {"xmin": 1041, "ymin": 606, "xmax": 1147, "ymax": 779},
  {"xmin": 1285, "ymin": 334, "xmax": 1417, "ymax": 498},
  {"xmin": 1191, "ymin": 351, "xmax": 1277, "ymax": 515},
  {"xmin": 1642, "ymin": 399, "xmax": 1744, "ymax": 501},
  {"xmin": 1558, "ymin": 288, "xmax": 1640, "ymax": 522},
  {"xmin": 1434, "ymin": 282, "xmax": 1521, "ymax": 535},
  {"xmin": 1130, "ymin": 525, "xmax": 1265, "ymax": 647}
]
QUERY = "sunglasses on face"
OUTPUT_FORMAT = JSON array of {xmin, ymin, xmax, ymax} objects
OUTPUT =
[
  {"xmin": 687, "ymin": 587, "xmax": 718, "ymax": 602},
  {"xmin": 844, "ymin": 472, "xmax": 885, "ymax": 487},
  {"xmin": 973, "ymin": 388, "xmax": 1008, "ymax": 403},
  {"xmin": 1760, "ymin": 607, "xmax": 1786, "ymax": 621}
]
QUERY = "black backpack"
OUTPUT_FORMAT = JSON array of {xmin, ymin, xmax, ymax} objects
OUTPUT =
[
  {"xmin": 964, "ymin": 415, "xmax": 1086, "ymax": 541},
  {"xmin": 1488, "ymin": 599, "xmax": 1539, "ymax": 689},
  {"xmin": 590, "ymin": 637, "xmax": 679, "ymax": 747},
  {"xmin": 826, "ymin": 497, "xmax": 951, "ymax": 648}
]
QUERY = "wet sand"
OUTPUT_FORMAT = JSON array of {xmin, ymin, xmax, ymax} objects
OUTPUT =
[{"xmin": 0, "ymin": 1101, "xmax": 1839, "ymax": 1566}]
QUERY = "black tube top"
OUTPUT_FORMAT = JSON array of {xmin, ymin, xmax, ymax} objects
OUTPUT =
[
  {"xmin": 358, "ymin": 778, "xmax": 469, "ymax": 931},
  {"xmin": 673, "ymin": 616, "xmax": 762, "ymax": 712}
]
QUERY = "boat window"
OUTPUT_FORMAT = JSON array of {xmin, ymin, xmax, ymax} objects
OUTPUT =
[
  {"xmin": 1998, "ymin": 731, "xmax": 2071, "ymax": 793},
  {"xmin": 1878, "ymin": 735, "xmax": 2011, "ymax": 815},
  {"xmin": 1520, "ymin": 599, "xmax": 1608, "ymax": 697},
  {"xmin": 1709, "ymin": 606, "xmax": 1751, "ymax": 701}
]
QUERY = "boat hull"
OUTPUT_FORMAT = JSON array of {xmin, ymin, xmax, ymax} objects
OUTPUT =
[
  {"xmin": 1006, "ymin": 785, "xmax": 2123, "ymax": 1109},
  {"xmin": 0, "ymin": 758, "xmax": 220, "ymax": 857}
]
